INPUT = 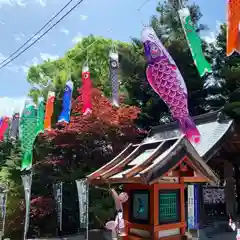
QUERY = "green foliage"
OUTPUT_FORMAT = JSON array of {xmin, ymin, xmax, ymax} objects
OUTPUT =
[
  {"xmin": 0, "ymin": 141, "xmax": 23, "ymax": 238},
  {"xmin": 207, "ymin": 23, "xmax": 240, "ymax": 118}
]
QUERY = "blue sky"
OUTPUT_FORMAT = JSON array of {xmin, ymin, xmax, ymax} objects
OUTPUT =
[{"xmin": 0, "ymin": 0, "xmax": 226, "ymax": 115}]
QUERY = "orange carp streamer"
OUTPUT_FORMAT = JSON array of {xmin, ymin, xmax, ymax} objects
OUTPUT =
[
  {"xmin": 227, "ymin": 0, "xmax": 240, "ymax": 56},
  {"xmin": 44, "ymin": 91, "xmax": 55, "ymax": 130}
]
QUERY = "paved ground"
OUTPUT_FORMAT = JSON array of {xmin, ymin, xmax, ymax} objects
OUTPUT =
[
  {"xmin": 26, "ymin": 221, "xmax": 237, "ymax": 240},
  {"xmin": 199, "ymin": 220, "xmax": 236, "ymax": 240}
]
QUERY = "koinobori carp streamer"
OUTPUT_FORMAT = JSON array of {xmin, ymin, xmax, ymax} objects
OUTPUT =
[
  {"xmin": 178, "ymin": 7, "xmax": 212, "ymax": 77},
  {"xmin": 9, "ymin": 112, "xmax": 20, "ymax": 140},
  {"xmin": 58, "ymin": 80, "xmax": 74, "ymax": 124},
  {"xmin": 20, "ymin": 100, "xmax": 37, "ymax": 170},
  {"xmin": 35, "ymin": 97, "xmax": 45, "ymax": 136},
  {"xmin": 44, "ymin": 91, "xmax": 55, "ymax": 130},
  {"xmin": 227, "ymin": 0, "xmax": 240, "ymax": 56},
  {"xmin": 109, "ymin": 49, "xmax": 120, "ymax": 107},
  {"xmin": 81, "ymin": 64, "xmax": 92, "ymax": 115},
  {"xmin": 0, "ymin": 117, "xmax": 9, "ymax": 142},
  {"xmin": 141, "ymin": 26, "xmax": 200, "ymax": 143}
]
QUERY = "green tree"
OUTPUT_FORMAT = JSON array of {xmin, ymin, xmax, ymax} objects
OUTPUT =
[
  {"xmin": 206, "ymin": 23, "xmax": 240, "ymax": 118},
  {"xmin": 0, "ymin": 141, "xmax": 24, "ymax": 239}
]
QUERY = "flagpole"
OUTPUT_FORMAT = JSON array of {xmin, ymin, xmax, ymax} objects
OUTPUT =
[
  {"xmin": 22, "ymin": 173, "xmax": 32, "ymax": 240},
  {"xmin": 86, "ymin": 181, "xmax": 89, "ymax": 240}
]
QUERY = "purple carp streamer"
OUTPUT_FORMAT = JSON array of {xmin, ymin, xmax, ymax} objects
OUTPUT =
[
  {"xmin": 109, "ymin": 49, "xmax": 120, "ymax": 107},
  {"xmin": 141, "ymin": 27, "xmax": 200, "ymax": 143},
  {"xmin": 9, "ymin": 112, "xmax": 20, "ymax": 140}
]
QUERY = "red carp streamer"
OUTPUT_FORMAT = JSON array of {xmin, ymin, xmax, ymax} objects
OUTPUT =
[
  {"xmin": 81, "ymin": 64, "xmax": 92, "ymax": 115},
  {"xmin": 0, "ymin": 117, "xmax": 9, "ymax": 141}
]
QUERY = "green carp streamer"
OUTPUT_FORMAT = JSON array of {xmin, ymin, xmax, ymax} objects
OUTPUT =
[
  {"xmin": 20, "ymin": 101, "xmax": 38, "ymax": 170},
  {"xmin": 178, "ymin": 8, "xmax": 212, "ymax": 77}
]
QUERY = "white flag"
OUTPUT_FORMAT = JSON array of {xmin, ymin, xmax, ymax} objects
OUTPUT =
[
  {"xmin": 53, "ymin": 182, "xmax": 63, "ymax": 232},
  {"xmin": 22, "ymin": 173, "xmax": 32, "ymax": 240},
  {"xmin": 76, "ymin": 179, "xmax": 89, "ymax": 228}
]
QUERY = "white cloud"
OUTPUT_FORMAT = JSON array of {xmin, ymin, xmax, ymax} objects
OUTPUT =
[
  {"xmin": 0, "ymin": 0, "xmax": 47, "ymax": 7},
  {"xmin": 60, "ymin": 28, "xmax": 70, "ymax": 36},
  {"xmin": 16, "ymin": 0, "xmax": 26, "ymax": 6},
  {"xmin": 80, "ymin": 14, "xmax": 88, "ymax": 21},
  {"xmin": 202, "ymin": 20, "xmax": 222, "ymax": 45},
  {"xmin": 21, "ymin": 57, "xmax": 39, "ymax": 73},
  {"xmin": 40, "ymin": 53, "xmax": 59, "ymax": 61},
  {"xmin": 13, "ymin": 33, "xmax": 25, "ymax": 41},
  {"xmin": 72, "ymin": 32, "xmax": 83, "ymax": 44},
  {"xmin": 0, "ymin": 0, "xmax": 12, "ymax": 7},
  {"xmin": 0, "ymin": 52, "xmax": 39, "ymax": 73},
  {"xmin": 203, "ymin": 32, "xmax": 216, "ymax": 44},
  {"xmin": 0, "ymin": 21, "xmax": 4, "ymax": 25},
  {"xmin": 32, "ymin": 56, "xmax": 39, "ymax": 65},
  {"xmin": 0, "ymin": 0, "xmax": 27, "ymax": 7},
  {"xmin": 35, "ymin": 0, "xmax": 46, "ymax": 7},
  {"xmin": 0, "ymin": 97, "xmax": 26, "ymax": 117},
  {"xmin": 0, "ymin": 53, "xmax": 22, "ymax": 72}
]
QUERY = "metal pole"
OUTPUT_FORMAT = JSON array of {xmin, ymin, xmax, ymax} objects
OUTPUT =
[{"xmin": 86, "ymin": 182, "xmax": 89, "ymax": 240}]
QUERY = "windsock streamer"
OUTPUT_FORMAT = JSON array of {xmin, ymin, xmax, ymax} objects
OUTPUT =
[
  {"xmin": 9, "ymin": 112, "xmax": 20, "ymax": 140},
  {"xmin": 0, "ymin": 117, "xmax": 9, "ymax": 142},
  {"xmin": 178, "ymin": 7, "xmax": 212, "ymax": 77},
  {"xmin": 81, "ymin": 64, "xmax": 92, "ymax": 115},
  {"xmin": 58, "ymin": 80, "xmax": 74, "ymax": 124},
  {"xmin": 35, "ymin": 97, "xmax": 45, "ymax": 136},
  {"xmin": 44, "ymin": 91, "xmax": 55, "ymax": 130},
  {"xmin": 20, "ymin": 99, "xmax": 37, "ymax": 170},
  {"xmin": 227, "ymin": 0, "xmax": 240, "ymax": 56},
  {"xmin": 141, "ymin": 26, "xmax": 200, "ymax": 143},
  {"xmin": 109, "ymin": 49, "xmax": 120, "ymax": 107}
]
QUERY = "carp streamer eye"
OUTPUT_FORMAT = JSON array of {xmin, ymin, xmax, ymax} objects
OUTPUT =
[
  {"xmin": 83, "ymin": 73, "xmax": 88, "ymax": 79},
  {"xmin": 111, "ymin": 60, "xmax": 117, "ymax": 68},
  {"xmin": 150, "ymin": 43, "xmax": 161, "ymax": 58},
  {"xmin": 64, "ymin": 86, "xmax": 68, "ymax": 91}
]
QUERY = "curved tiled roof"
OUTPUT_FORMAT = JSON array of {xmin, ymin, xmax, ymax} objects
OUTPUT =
[
  {"xmin": 87, "ymin": 111, "xmax": 229, "ymax": 185},
  {"xmin": 143, "ymin": 110, "xmax": 233, "ymax": 160}
]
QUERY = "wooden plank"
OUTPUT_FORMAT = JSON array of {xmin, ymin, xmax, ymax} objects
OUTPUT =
[
  {"xmin": 123, "ymin": 141, "xmax": 166, "ymax": 179},
  {"xmin": 181, "ymin": 176, "xmax": 207, "ymax": 183},
  {"xmin": 87, "ymin": 144, "xmax": 135, "ymax": 181},
  {"xmin": 100, "ymin": 142, "xmax": 160, "ymax": 180}
]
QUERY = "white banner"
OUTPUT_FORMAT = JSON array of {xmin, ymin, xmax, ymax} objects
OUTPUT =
[
  {"xmin": 188, "ymin": 184, "xmax": 200, "ymax": 229},
  {"xmin": 76, "ymin": 179, "xmax": 89, "ymax": 229},
  {"xmin": 21, "ymin": 173, "xmax": 32, "ymax": 240},
  {"xmin": 0, "ymin": 191, "xmax": 7, "ymax": 238},
  {"xmin": 53, "ymin": 182, "xmax": 63, "ymax": 232}
]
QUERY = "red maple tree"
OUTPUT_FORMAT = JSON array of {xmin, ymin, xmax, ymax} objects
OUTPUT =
[
  {"xmin": 43, "ymin": 88, "xmax": 143, "ymax": 147},
  {"xmin": 38, "ymin": 87, "xmax": 145, "ymax": 170},
  {"xmin": 17, "ymin": 87, "xmax": 146, "ymax": 237}
]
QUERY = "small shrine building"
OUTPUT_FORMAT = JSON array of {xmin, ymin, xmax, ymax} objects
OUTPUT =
[{"xmin": 87, "ymin": 110, "xmax": 239, "ymax": 239}]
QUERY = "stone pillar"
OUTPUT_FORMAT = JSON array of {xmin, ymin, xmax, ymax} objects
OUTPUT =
[{"xmin": 224, "ymin": 160, "xmax": 236, "ymax": 219}]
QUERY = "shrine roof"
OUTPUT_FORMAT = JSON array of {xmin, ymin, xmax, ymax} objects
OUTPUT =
[
  {"xmin": 87, "ymin": 136, "xmax": 219, "ymax": 185},
  {"xmin": 143, "ymin": 110, "xmax": 233, "ymax": 161}
]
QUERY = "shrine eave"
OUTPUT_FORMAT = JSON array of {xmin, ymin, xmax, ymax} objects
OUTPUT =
[
  {"xmin": 87, "ymin": 136, "xmax": 219, "ymax": 185},
  {"xmin": 143, "ymin": 110, "xmax": 234, "ymax": 161}
]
